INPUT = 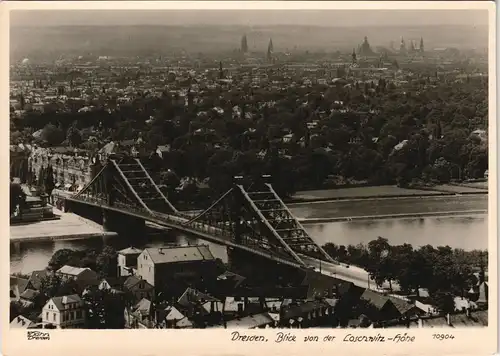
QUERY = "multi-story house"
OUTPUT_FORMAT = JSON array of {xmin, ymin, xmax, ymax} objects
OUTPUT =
[
  {"xmin": 136, "ymin": 245, "xmax": 220, "ymax": 294},
  {"xmin": 56, "ymin": 265, "xmax": 99, "ymax": 290},
  {"xmin": 117, "ymin": 247, "xmax": 142, "ymax": 277},
  {"xmin": 28, "ymin": 147, "xmax": 96, "ymax": 190},
  {"xmin": 41, "ymin": 294, "xmax": 86, "ymax": 328}
]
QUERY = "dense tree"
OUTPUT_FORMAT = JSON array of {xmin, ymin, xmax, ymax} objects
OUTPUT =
[
  {"xmin": 39, "ymin": 274, "xmax": 79, "ymax": 299},
  {"xmin": 83, "ymin": 288, "xmax": 127, "ymax": 329},
  {"xmin": 40, "ymin": 124, "xmax": 65, "ymax": 146}
]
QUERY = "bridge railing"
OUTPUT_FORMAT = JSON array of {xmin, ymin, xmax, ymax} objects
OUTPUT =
[{"xmin": 67, "ymin": 195, "xmax": 304, "ymax": 268}]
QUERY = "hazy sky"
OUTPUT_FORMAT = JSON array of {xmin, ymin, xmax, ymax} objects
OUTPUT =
[{"xmin": 10, "ymin": 9, "xmax": 488, "ymax": 28}]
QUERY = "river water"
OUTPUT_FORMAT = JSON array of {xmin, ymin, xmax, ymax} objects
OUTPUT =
[{"xmin": 10, "ymin": 196, "xmax": 488, "ymax": 275}]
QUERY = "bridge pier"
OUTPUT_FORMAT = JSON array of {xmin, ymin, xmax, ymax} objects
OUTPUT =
[{"xmin": 102, "ymin": 210, "xmax": 145, "ymax": 235}]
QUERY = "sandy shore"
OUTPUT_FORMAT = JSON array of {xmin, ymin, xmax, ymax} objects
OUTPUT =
[{"xmin": 10, "ymin": 208, "xmax": 117, "ymax": 243}]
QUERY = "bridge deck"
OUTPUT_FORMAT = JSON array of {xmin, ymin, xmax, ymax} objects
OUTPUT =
[{"xmin": 66, "ymin": 196, "xmax": 305, "ymax": 269}]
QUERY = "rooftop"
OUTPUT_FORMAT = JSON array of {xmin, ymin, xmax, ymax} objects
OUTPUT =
[
  {"xmin": 143, "ymin": 245, "xmax": 215, "ymax": 264},
  {"xmin": 50, "ymin": 294, "xmax": 83, "ymax": 311},
  {"xmin": 57, "ymin": 265, "xmax": 92, "ymax": 276}
]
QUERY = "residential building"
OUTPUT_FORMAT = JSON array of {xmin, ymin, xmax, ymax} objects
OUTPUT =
[
  {"xmin": 99, "ymin": 277, "xmax": 125, "ymax": 294},
  {"xmin": 359, "ymin": 289, "xmax": 402, "ymax": 322},
  {"xmin": 56, "ymin": 265, "xmax": 99, "ymax": 290},
  {"xmin": 42, "ymin": 294, "xmax": 86, "ymax": 328},
  {"xmin": 123, "ymin": 275, "xmax": 155, "ymax": 301},
  {"xmin": 18, "ymin": 289, "xmax": 40, "ymax": 307},
  {"xmin": 27, "ymin": 270, "xmax": 50, "ymax": 291},
  {"xmin": 136, "ymin": 245, "xmax": 219, "ymax": 292},
  {"xmin": 117, "ymin": 247, "xmax": 142, "ymax": 277},
  {"xmin": 124, "ymin": 298, "xmax": 154, "ymax": 329},
  {"xmin": 29, "ymin": 147, "xmax": 95, "ymax": 190},
  {"xmin": 222, "ymin": 312, "xmax": 275, "ymax": 329}
]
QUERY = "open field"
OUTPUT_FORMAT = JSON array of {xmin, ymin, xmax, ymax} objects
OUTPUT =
[{"xmin": 292, "ymin": 186, "xmax": 444, "ymax": 201}]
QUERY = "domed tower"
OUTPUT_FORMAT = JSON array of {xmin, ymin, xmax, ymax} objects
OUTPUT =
[{"xmin": 400, "ymin": 37, "xmax": 407, "ymax": 55}]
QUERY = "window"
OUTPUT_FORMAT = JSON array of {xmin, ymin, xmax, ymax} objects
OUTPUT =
[
  {"xmin": 76, "ymin": 310, "xmax": 82, "ymax": 319},
  {"xmin": 53, "ymin": 313, "xmax": 56, "ymax": 321},
  {"xmin": 46, "ymin": 312, "xmax": 49, "ymax": 320},
  {"xmin": 72, "ymin": 312, "xmax": 76, "ymax": 320},
  {"xmin": 149, "ymin": 267, "xmax": 151, "ymax": 272}
]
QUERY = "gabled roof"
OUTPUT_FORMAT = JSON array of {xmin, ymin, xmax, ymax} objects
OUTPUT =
[
  {"xmin": 165, "ymin": 306, "xmax": 186, "ymax": 321},
  {"xmin": 49, "ymin": 294, "xmax": 83, "ymax": 311},
  {"xmin": 11, "ymin": 277, "xmax": 30, "ymax": 294},
  {"xmin": 175, "ymin": 317, "xmax": 193, "ymax": 328},
  {"xmin": 360, "ymin": 289, "xmax": 392, "ymax": 310},
  {"xmin": 29, "ymin": 270, "xmax": 50, "ymax": 290},
  {"xmin": 143, "ymin": 245, "xmax": 215, "ymax": 265},
  {"xmin": 387, "ymin": 295, "xmax": 419, "ymax": 315},
  {"xmin": 123, "ymin": 276, "xmax": 154, "ymax": 292},
  {"xmin": 20, "ymin": 289, "xmax": 39, "ymax": 301},
  {"xmin": 132, "ymin": 298, "xmax": 152, "ymax": 316},
  {"xmin": 118, "ymin": 247, "xmax": 143, "ymax": 255},
  {"xmin": 177, "ymin": 288, "xmax": 219, "ymax": 308},
  {"xmin": 100, "ymin": 277, "xmax": 125, "ymax": 289},
  {"xmin": 10, "ymin": 315, "xmax": 36, "ymax": 329},
  {"xmin": 225, "ymin": 312, "xmax": 274, "ymax": 329},
  {"xmin": 57, "ymin": 265, "xmax": 92, "ymax": 276}
]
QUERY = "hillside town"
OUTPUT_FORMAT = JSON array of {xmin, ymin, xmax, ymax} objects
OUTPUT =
[{"xmin": 10, "ymin": 29, "xmax": 489, "ymax": 330}]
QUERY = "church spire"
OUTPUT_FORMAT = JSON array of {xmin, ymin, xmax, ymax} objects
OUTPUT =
[
  {"xmin": 420, "ymin": 37, "xmax": 424, "ymax": 53},
  {"xmin": 219, "ymin": 61, "xmax": 224, "ymax": 79},
  {"xmin": 267, "ymin": 38, "xmax": 274, "ymax": 62},
  {"xmin": 241, "ymin": 34, "xmax": 248, "ymax": 53}
]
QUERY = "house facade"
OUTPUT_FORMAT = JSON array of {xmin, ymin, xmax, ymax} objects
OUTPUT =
[
  {"xmin": 42, "ymin": 294, "xmax": 86, "ymax": 328},
  {"xmin": 136, "ymin": 245, "xmax": 219, "ymax": 294}
]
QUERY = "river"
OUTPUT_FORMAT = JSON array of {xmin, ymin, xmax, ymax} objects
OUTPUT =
[{"xmin": 10, "ymin": 195, "xmax": 488, "ymax": 275}]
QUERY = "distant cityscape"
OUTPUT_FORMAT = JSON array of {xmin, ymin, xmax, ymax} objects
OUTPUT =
[{"xmin": 10, "ymin": 21, "xmax": 489, "ymax": 330}]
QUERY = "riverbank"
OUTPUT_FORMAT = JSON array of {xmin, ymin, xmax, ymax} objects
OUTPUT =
[
  {"xmin": 10, "ymin": 208, "xmax": 117, "ymax": 243},
  {"xmin": 299, "ymin": 210, "xmax": 487, "ymax": 224},
  {"xmin": 288, "ymin": 184, "xmax": 488, "ymax": 204}
]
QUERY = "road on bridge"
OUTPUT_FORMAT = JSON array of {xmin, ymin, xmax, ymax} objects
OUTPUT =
[{"xmin": 301, "ymin": 255, "xmax": 399, "ymax": 292}]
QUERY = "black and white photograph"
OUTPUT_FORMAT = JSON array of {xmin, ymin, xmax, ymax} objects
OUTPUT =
[{"xmin": 7, "ymin": 3, "xmax": 492, "ymax": 333}]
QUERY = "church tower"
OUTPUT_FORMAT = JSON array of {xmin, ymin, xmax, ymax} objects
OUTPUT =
[
  {"xmin": 267, "ymin": 38, "xmax": 274, "ymax": 62},
  {"xmin": 241, "ymin": 34, "xmax": 248, "ymax": 53},
  {"xmin": 400, "ymin": 37, "xmax": 407, "ymax": 54},
  {"xmin": 420, "ymin": 37, "xmax": 424, "ymax": 53},
  {"xmin": 219, "ymin": 61, "xmax": 224, "ymax": 79}
]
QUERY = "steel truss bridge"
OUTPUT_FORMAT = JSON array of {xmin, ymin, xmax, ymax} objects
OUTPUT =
[{"xmin": 65, "ymin": 156, "xmax": 336, "ymax": 271}]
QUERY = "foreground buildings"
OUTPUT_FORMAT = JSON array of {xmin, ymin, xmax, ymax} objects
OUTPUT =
[{"xmin": 9, "ymin": 243, "xmax": 488, "ymax": 329}]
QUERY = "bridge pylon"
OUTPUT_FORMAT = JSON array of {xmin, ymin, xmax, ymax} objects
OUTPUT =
[{"xmin": 182, "ymin": 175, "xmax": 336, "ymax": 268}]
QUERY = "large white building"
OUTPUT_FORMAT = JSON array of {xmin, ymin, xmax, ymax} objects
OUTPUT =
[{"xmin": 41, "ymin": 294, "xmax": 86, "ymax": 328}]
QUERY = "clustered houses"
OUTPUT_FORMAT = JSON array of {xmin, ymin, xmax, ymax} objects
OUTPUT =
[{"xmin": 10, "ymin": 243, "xmax": 489, "ymax": 329}]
